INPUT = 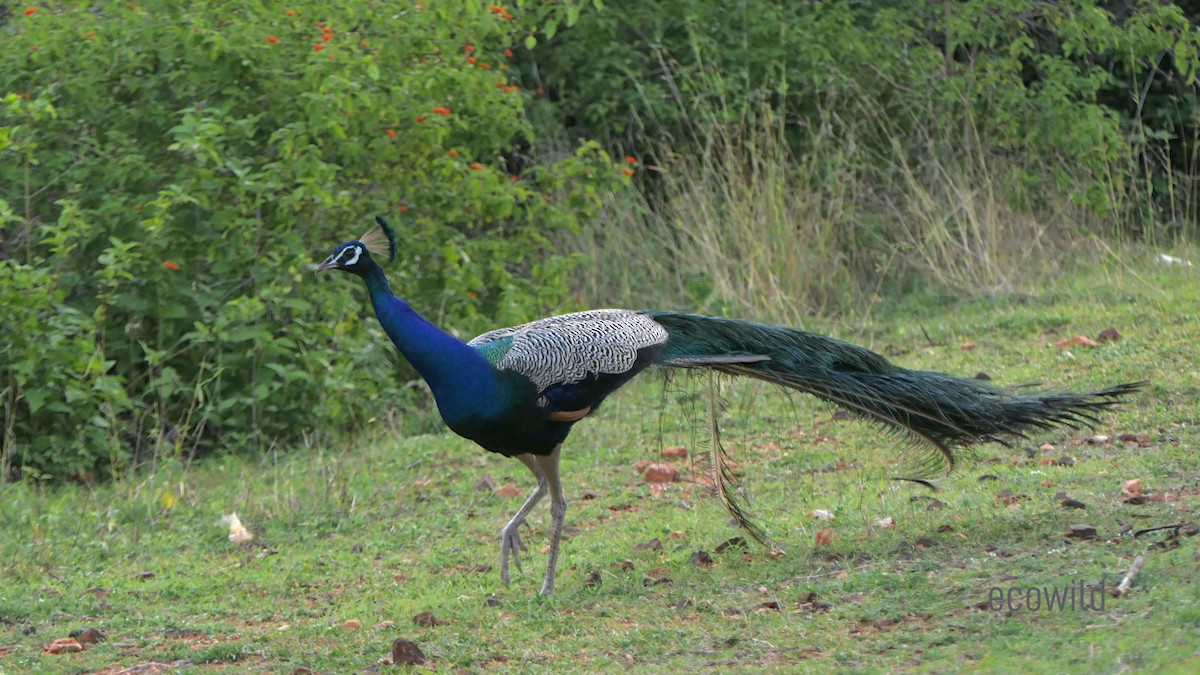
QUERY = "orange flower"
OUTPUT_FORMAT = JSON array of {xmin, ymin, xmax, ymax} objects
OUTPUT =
[
  {"xmin": 479, "ymin": 63, "xmax": 491, "ymax": 70},
  {"xmin": 447, "ymin": 149, "xmax": 459, "ymax": 157},
  {"xmin": 163, "ymin": 260, "xmax": 181, "ymax": 271},
  {"xmin": 360, "ymin": 40, "xmax": 370, "ymax": 48},
  {"xmin": 510, "ymin": 174, "xmax": 519, "ymax": 182},
  {"xmin": 386, "ymin": 129, "xmax": 396, "ymax": 139},
  {"xmin": 625, "ymin": 155, "xmax": 637, "ymax": 164},
  {"xmin": 313, "ymin": 44, "xmax": 324, "ymax": 51},
  {"xmin": 468, "ymin": 163, "xmax": 484, "ymax": 171},
  {"xmin": 399, "ymin": 204, "xmax": 410, "ymax": 212},
  {"xmin": 623, "ymin": 168, "xmax": 633, "ymax": 177},
  {"xmin": 466, "ymin": 56, "xmax": 477, "ymax": 65},
  {"xmin": 86, "ymin": 31, "xmax": 95, "ymax": 38},
  {"xmin": 500, "ymin": 64, "xmax": 509, "ymax": 71},
  {"xmin": 321, "ymin": 33, "xmax": 332, "ymax": 42},
  {"xmin": 467, "ymin": 290, "xmax": 478, "ymax": 299},
  {"xmin": 267, "ymin": 36, "xmax": 279, "ymax": 44},
  {"xmin": 463, "ymin": 44, "xmax": 475, "ymax": 53},
  {"xmin": 504, "ymin": 48, "xmax": 514, "ymax": 58},
  {"xmin": 415, "ymin": 115, "xmax": 426, "ymax": 123},
  {"xmin": 24, "ymin": 7, "xmax": 35, "ymax": 16},
  {"xmin": 17, "ymin": 92, "xmax": 32, "ymax": 100},
  {"xmin": 432, "ymin": 106, "xmax": 451, "ymax": 116},
  {"xmin": 286, "ymin": 9, "xmax": 296, "ymax": 16}
]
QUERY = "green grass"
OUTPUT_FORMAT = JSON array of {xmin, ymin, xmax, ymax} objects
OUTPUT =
[{"xmin": 2, "ymin": 250, "xmax": 1198, "ymax": 673}]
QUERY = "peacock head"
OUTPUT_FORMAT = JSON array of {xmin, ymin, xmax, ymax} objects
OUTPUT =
[{"xmin": 316, "ymin": 216, "xmax": 398, "ymax": 275}]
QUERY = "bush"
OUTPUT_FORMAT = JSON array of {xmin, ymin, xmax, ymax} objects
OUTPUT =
[
  {"xmin": 0, "ymin": 1, "xmax": 626, "ymax": 480},
  {"xmin": 526, "ymin": 0, "xmax": 1200, "ymax": 228}
]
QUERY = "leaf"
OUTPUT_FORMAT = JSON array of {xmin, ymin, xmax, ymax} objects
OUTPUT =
[
  {"xmin": 633, "ymin": 537, "xmax": 663, "ymax": 552},
  {"xmin": 492, "ymin": 482, "xmax": 523, "ymax": 498},
  {"xmin": 1122, "ymin": 479, "xmax": 1144, "ymax": 498},
  {"xmin": 1055, "ymin": 335, "xmax": 1099, "ymax": 348},
  {"xmin": 366, "ymin": 62, "xmax": 380, "ymax": 81},
  {"xmin": 814, "ymin": 528, "xmax": 837, "ymax": 546},
  {"xmin": 221, "ymin": 513, "xmax": 253, "ymax": 544},
  {"xmin": 24, "ymin": 388, "xmax": 49, "ymax": 414},
  {"xmin": 524, "ymin": 35, "xmax": 538, "ymax": 50}
]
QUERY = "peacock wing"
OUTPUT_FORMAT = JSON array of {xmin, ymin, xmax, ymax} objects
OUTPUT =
[{"xmin": 468, "ymin": 309, "xmax": 668, "ymax": 394}]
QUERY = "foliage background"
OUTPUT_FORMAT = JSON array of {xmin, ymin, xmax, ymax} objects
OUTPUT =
[
  {"xmin": 0, "ymin": 1, "xmax": 622, "ymax": 479},
  {"xmin": 1, "ymin": 0, "xmax": 1197, "ymax": 480}
]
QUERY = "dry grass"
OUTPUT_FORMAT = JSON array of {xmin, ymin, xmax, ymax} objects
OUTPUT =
[{"xmin": 559, "ymin": 91, "xmax": 1186, "ymax": 325}]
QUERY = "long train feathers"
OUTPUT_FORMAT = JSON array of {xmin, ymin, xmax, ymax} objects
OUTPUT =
[{"xmin": 645, "ymin": 311, "xmax": 1143, "ymax": 475}]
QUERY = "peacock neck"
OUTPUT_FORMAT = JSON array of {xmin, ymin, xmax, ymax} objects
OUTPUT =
[{"xmin": 360, "ymin": 264, "xmax": 500, "ymax": 409}]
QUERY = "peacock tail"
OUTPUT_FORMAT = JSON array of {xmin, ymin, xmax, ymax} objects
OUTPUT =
[{"xmin": 644, "ymin": 311, "xmax": 1142, "ymax": 473}]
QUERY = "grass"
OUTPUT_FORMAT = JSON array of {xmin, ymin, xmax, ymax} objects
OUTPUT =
[{"xmin": 1, "ymin": 249, "xmax": 1197, "ymax": 673}]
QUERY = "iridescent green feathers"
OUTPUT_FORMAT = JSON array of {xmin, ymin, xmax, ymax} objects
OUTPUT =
[{"xmin": 359, "ymin": 215, "xmax": 398, "ymax": 264}]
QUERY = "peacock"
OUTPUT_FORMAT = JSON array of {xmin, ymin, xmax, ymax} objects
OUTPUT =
[{"xmin": 317, "ymin": 216, "xmax": 1142, "ymax": 596}]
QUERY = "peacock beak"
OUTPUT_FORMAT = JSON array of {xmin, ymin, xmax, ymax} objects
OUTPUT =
[{"xmin": 315, "ymin": 258, "xmax": 338, "ymax": 273}]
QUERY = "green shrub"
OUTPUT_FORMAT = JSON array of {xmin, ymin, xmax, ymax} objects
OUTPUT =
[
  {"xmin": 526, "ymin": 0, "xmax": 1199, "ymax": 228},
  {"xmin": 0, "ymin": 2, "xmax": 625, "ymax": 480}
]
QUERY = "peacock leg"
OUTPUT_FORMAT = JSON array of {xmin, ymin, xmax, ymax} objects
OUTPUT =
[
  {"xmin": 499, "ymin": 453, "xmax": 547, "ymax": 587},
  {"xmin": 533, "ymin": 445, "xmax": 566, "ymax": 596}
]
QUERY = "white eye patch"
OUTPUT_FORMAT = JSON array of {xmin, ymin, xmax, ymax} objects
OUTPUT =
[{"xmin": 340, "ymin": 245, "xmax": 362, "ymax": 267}]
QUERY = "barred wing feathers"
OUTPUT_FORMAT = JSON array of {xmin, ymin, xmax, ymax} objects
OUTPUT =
[{"xmin": 469, "ymin": 309, "xmax": 669, "ymax": 393}]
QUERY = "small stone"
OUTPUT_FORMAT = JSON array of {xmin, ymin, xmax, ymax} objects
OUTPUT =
[
  {"xmin": 662, "ymin": 446, "xmax": 688, "ymax": 459},
  {"xmin": 412, "ymin": 611, "xmax": 444, "ymax": 627},
  {"xmin": 691, "ymin": 550, "xmax": 714, "ymax": 567},
  {"xmin": 69, "ymin": 627, "xmax": 105, "ymax": 644},
  {"xmin": 1066, "ymin": 524, "xmax": 1098, "ymax": 539},
  {"xmin": 391, "ymin": 638, "xmax": 426, "ymax": 665},
  {"xmin": 341, "ymin": 619, "xmax": 362, "ymax": 629},
  {"xmin": 643, "ymin": 464, "xmax": 679, "ymax": 483}
]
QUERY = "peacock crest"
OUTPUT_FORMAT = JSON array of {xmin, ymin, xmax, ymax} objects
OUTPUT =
[{"xmin": 359, "ymin": 216, "xmax": 398, "ymax": 263}]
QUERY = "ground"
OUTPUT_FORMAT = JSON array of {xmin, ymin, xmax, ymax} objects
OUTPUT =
[{"xmin": 1, "ymin": 252, "xmax": 1197, "ymax": 673}]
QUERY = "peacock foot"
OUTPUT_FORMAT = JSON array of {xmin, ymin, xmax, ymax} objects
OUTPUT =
[{"xmin": 499, "ymin": 520, "xmax": 529, "ymax": 586}]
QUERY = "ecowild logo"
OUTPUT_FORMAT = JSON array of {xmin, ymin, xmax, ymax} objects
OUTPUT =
[{"xmin": 988, "ymin": 580, "xmax": 1107, "ymax": 612}]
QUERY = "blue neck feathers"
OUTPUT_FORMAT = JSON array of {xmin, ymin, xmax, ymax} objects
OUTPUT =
[{"xmin": 359, "ymin": 263, "xmax": 501, "ymax": 412}]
